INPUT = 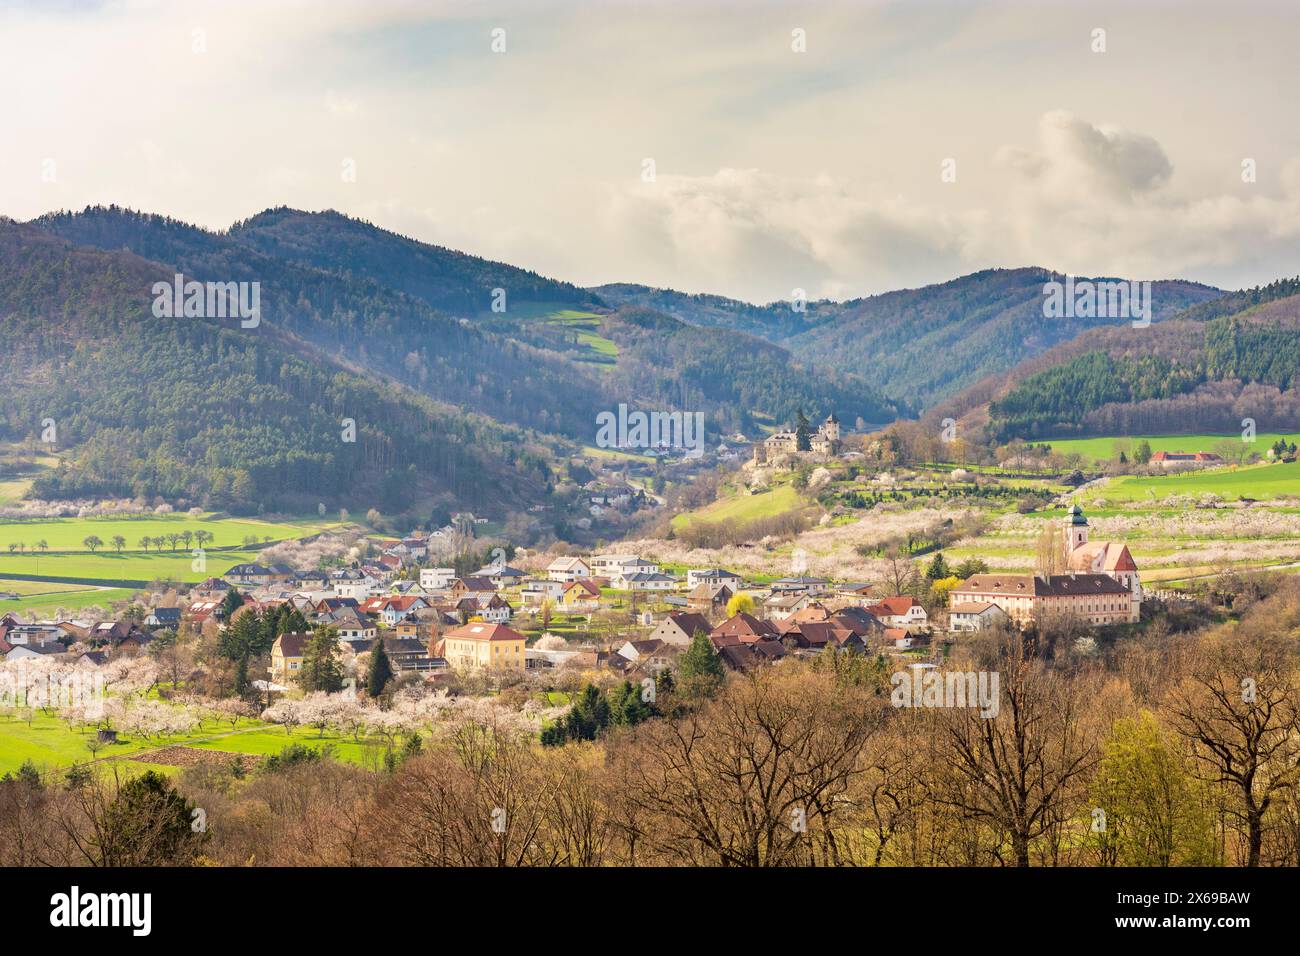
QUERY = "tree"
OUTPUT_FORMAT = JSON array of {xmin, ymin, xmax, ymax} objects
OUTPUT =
[
  {"xmin": 1134, "ymin": 440, "xmax": 1153, "ymax": 465},
  {"xmin": 138, "ymin": 536, "xmax": 150, "ymax": 552},
  {"xmin": 111, "ymin": 535, "xmax": 126, "ymax": 553},
  {"xmin": 1034, "ymin": 524, "xmax": 1064, "ymax": 577},
  {"xmin": 925, "ymin": 552, "xmax": 950, "ymax": 581},
  {"xmin": 953, "ymin": 557, "xmax": 988, "ymax": 579},
  {"xmin": 83, "ymin": 535, "xmax": 103, "ymax": 552},
  {"xmin": 677, "ymin": 630, "xmax": 725, "ymax": 698},
  {"xmin": 367, "ymin": 637, "xmax": 394, "ymax": 697},
  {"xmin": 795, "ymin": 408, "xmax": 812, "ymax": 452},
  {"xmin": 98, "ymin": 770, "xmax": 206, "ymax": 866},
  {"xmin": 299, "ymin": 626, "xmax": 344, "ymax": 693},
  {"xmin": 1166, "ymin": 635, "xmax": 1300, "ymax": 866},
  {"xmin": 726, "ymin": 592, "xmax": 755, "ymax": 617}
]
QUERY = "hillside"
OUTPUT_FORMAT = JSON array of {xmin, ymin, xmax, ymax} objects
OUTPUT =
[
  {"xmin": 0, "ymin": 220, "xmax": 554, "ymax": 516},
  {"xmin": 933, "ymin": 278, "xmax": 1300, "ymax": 442},
  {"xmin": 598, "ymin": 269, "xmax": 1221, "ymax": 410}
]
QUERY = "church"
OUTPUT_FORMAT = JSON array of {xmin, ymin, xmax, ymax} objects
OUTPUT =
[{"xmin": 950, "ymin": 504, "xmax": 1142, "ymax": 628}]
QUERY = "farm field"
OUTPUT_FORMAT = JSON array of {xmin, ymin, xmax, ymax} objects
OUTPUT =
[
  {"xmin": 1080, "ymin": 461, "xmax": 1300, "ymax": 503},
  {"xmin": 0, "ymin": 513, "xmax": 335, "ymax": 552},
  {"xmin": 1045, "ymin": 433, "xmax": 1293, "ymax": 465},
  {"xmin": 0, "ymin": 586, "xmax": 135, "ymax": 615},
  {"xmin": 0, "ymin": 513, "xmax": 341, "ymax": 586}
]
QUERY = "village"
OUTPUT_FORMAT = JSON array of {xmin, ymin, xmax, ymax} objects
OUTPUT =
[{"xmin": 0, "ymin": 502, "xmax": 1143, "ymax": 690}]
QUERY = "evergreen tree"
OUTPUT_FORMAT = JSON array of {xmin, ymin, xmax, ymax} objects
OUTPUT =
[
  {"xmin": 795, "ymin": 408, "xmax": 812, "ymax": 452},
  {"xmin": 367, "ymin": 636, "xmax": 394, "ymax": 697},
  {"xmin": 677, "ymin": 630, "xmax": 725, "ymax": 698},
  {"xmin": 299, "ymin": 626, "xmax": 344, "ymax": 693},
  {"xmin": 925, "ymin": 552, "xmax": 950, "ymax": 581}
]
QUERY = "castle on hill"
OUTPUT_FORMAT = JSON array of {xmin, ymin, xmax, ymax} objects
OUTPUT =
[{"xmin": 751, "ymin": 413, "xmax": 841, "ymax": 464}]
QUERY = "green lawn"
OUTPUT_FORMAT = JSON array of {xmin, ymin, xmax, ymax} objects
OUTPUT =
[
  {"xmin": 1082, "ymin": 460, "xmax": 1300, "ymax": 503},
  {"xmin": 1046, "ymin": 433, "xmax": 1292, "ymax": 465},
  {"xmin": 0, "ymin": 548, "xmax": 270, "ymax": 585}
]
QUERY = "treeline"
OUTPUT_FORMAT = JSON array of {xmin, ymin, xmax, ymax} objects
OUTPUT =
[{"xmin": 982, "ymin": 310, "xmax": 1300, "ymax": 437}]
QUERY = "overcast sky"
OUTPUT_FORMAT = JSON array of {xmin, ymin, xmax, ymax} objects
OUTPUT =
[{"xmin": 3, "ymin": 0, "xmax": 1298, "ymax": 302}]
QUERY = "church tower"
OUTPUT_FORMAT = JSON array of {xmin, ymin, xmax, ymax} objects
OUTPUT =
[
  {"xmin": 821, "ymin": 412, "xmax": 840, "ymax": 444},
  {"xmin": 1065, "ymin": 503, "xmax": 1089, "ymax": 553}
]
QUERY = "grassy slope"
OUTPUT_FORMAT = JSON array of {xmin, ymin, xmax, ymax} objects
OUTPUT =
[
  {"xmin": 1046, "ymin": 433, "xmax": 1293, "ymax": 465},
  {"xmin": 1081, "ymin": 461, "xmax": 1300, "ymax": 503},
  {"xmin": 672, "ymin": 483, "xmax": 803, "ymax": 529}
]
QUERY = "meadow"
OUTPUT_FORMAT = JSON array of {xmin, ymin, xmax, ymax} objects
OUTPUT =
[
  {"xmin": 0, "ymin": 513, "xmax": 339, "ymax": 586},
  {"xmin": 0, "ymin": 708, "xmax": 394, "ymax": 778},
  {"xmin": 1045, "ymin": 433, "xmax": 1293, "ymax": 465},
  {"xmin": 671, "ymin": 482, "xmax": 803, "ymax": 529},
  {"xmin": 1080, "ymin": 460, "xmax": 1300, "ymax": 503}
]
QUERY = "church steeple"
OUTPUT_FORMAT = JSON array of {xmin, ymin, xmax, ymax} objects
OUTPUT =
[{"xmin": 1065, "ymin": 503, "xmax": 1089, "ymax": 553}]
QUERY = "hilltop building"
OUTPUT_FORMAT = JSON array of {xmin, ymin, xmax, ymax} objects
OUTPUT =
[{"xmin": 752, "ymin": 413, "xmax": 841, "ymax": 464}]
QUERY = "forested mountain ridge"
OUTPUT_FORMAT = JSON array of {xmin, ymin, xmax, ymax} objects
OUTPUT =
[
  {"xmin": 0, "ymin": 219, "xmax": 556, "ymax": 515},
  {"xmin": 930, "ymin": 278, "xmax": 1300, "ymax": 442},
  {"xmin": 597, "ymin": 268, "xmax": 1222, "ymax": 410}
]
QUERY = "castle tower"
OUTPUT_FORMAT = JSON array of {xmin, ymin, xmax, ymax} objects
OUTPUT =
[
  {"xmin": 1064, "ymin": 503, "xmax": 1089, "ymax": 553},
  {"xmin": 821, "ymin": 412, "xmax": 841, "ymax": 444}
]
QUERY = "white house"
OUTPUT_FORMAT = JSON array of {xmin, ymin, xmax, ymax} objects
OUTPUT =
[
  {"xmin": 419, "ymin": 567, "xmax": 457, "ymax": 591},
  {"xmin": 686, "ymin": 568, "xmax": 744, "ymax": 589},
  {"xmin": 866, "ymin": 597, "xmax": 929, "ymax": 632},
  {"xmin": 949, "ymin": 602, "xmax": 1010, "ymax": 632},
  {"xmin": 547, "ymin": 557, "xmax": 592, "ymax": 582},
  {"xmin": 613, "ymin": 571, "xmax": 677, "ymax": 592}
]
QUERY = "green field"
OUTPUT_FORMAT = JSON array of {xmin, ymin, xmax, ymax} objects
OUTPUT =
[
  {"xmin": 672, "ymin": 482, "xmax": 804, "ymax": 528},
  {"xmin": 0, "ymin": 709, "xmax": 399, "ymax": 777},
  {"xmin": 1046, "ymin": 433, "xmax": 1293, "ymax": 465},
  {"xmin": 0, "ymin": 514, "xmax": 339, "ymax": 586},
  {"xmin": 1082, "ymin": 460, "xmax": 1300, "ymax": 503},
  {"xmin": 0, "ymin": 587, "xmax": 135, "ymax": 615}
]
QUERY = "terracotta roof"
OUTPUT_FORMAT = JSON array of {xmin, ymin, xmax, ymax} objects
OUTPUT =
[
  {"xmin": 711, "ymin": 612, "xmax": 780, "ymax": 643},
  {"xmin": 443, "ymin": 622, "xmax": 526, "ymax": 643}
]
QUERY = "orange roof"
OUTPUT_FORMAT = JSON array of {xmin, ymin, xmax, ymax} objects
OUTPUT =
[{"xmin": 443, "ymin": 622, "xmax": 526, "ymax": 643}]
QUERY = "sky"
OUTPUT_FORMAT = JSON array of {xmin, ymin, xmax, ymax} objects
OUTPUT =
[{"xmin": 2, "ymin": 0, "xmax": 1299, "ymax": 303}]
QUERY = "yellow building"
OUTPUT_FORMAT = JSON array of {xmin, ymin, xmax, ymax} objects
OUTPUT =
[
  {"xmin": 440, "ymin": 622, "xmax": 527, "ymax": 672},
  {"xmin": 270, "ymin": 631, "xmax": 309, "ymax": 682}
]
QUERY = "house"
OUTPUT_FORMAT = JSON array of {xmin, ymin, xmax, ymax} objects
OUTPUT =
[
  {"xmin": 143, "ymin": 607, "xmax": 182, "ymax": 629},
  {"xmin": 648, "ymin": 611, "xmax": 713, "ymax": 647},
  {"xmin": 763, "ymin": 593, "xmax": 810, "ymax": 620},
  {"xmin": 613, "ymin": 571, "xmax": 677, "ymax": 592},
  {"xmin": 476, "ymin": 594, "xmax": 514, "ymax": 623},
  {"xmin": 270, "ymin": 631, "xmax": 310, "ymax": 681},
  {"xmin": 547, "ymin": 557, "xmax": 592, "ymax": 583},
  {"xmin": 376, "ymin": 595, "xmax": 429, "ymax": 626},
  {"xmin": 520, "ymin": 579, "xmax": 566, "ymax": 605},
  {"xmin": 1150, "ymin": 451, "xmax": 1223, "ymax": 468},
  {"xmin": 371, "ymin": 637, "xmax": 444, "ymax": 673},
  {"xmin": 6, "ymin": 642, "xmax": 68, "ymax": 661},
  {"xmin": 225, "ymin": 563, "xmax": 273, "ymax": 587},
  {"xmin": 710, "ymin": 612, "xmax": 780, "ymax": 646},
  {"xmin": 865, "ymin": 596, "xmax": 929, "ymax": 632},
  {"xmin": 559, "ymin": 579, "xmax": 601, "ymax": 611},
  {"xmin": 686, "ymin": 582, "xmax": 733, "ymax": 611},
  {"xmin": 474, "ymin": 564, "xmax": 528, "ymax": 589},
  {"xmin": 451, "ymin": 577, "xmax": 498, "ymax": 601},
  {"xmin": 419, "ymin": 567, "xmax": 457, "ymax": 591},
  {"xmin": 686, "ymin": 568, "xmax": 744, "ymax": 589},
  {"xmin": 587, "ymin": 553, "xmax": 637, "ymax": 575},
  {"xmin": 949, "ymin": 602, "xmax": 1011, "ymax": 632},
  {"xmin": 615, "ymin": 639, "xmax": 674, "ymax": 672},
  {"xmin": 439, "ymin": 622, "xmax": 527, "ymax": 672},
  {"xmin": 717, "ymin": 639, "xmax": 788, "ymax": 671},
  {"xmin": 318, "ymin": 605, "xmax": 376, "ymax": 642},
  {"xmin": 769, "ymin": 576, "xmax": 831, "ymax": 595},
  {"xmin": 192, "ymin": 577, "xmax": 232, "ymax": 600}
]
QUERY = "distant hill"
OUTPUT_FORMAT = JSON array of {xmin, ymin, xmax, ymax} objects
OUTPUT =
[
  {"xmin": 0, "ymin": 220, "xmax": 555, "ymax": 516},
  {"xmin": 931, "ymin": 277, "xmax": 1300, "ymax": 443},
  {"xmin": 598, "ymin": 269, "xmax": 1222, "ymax": 410}
]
